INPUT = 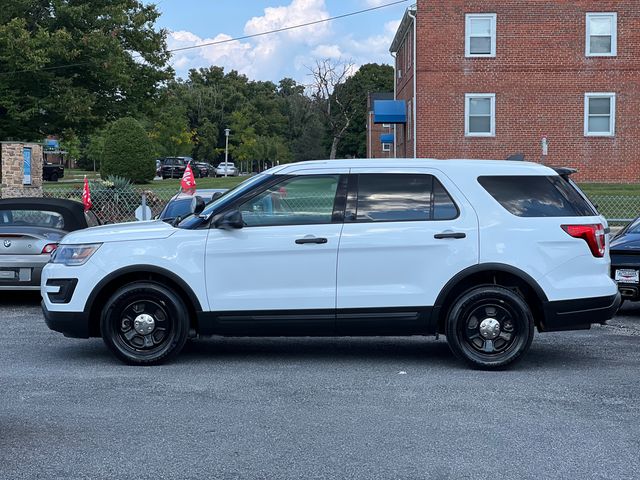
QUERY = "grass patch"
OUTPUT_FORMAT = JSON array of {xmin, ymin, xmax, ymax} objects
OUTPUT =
[{"xmin": 579, "ymin": 183, "xmax": 640, "ymax": 196}]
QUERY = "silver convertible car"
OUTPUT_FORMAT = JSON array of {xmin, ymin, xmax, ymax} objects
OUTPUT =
[{"xmin": 0, "ymin": 198, "xmax": 98, "ymax": 291}]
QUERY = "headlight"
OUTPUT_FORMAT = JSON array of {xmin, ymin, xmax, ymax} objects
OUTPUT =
[{"xmin": 51, "ymin": 244, "xmax": 101, "ymax": 266}]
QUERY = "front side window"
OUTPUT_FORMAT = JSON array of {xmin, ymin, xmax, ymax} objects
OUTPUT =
[
  {"xmin": 465, "ymin": 94, "xmax": 495, "ymax": 137},
  {"xmin": 239, "ymin": 175, "xmax": 341, "ymax": 227},
  {"xmin": 586, "ymin": 13, "xmax": 617, "ymax": 56},
  {"xmin": 585, "ymin": 93, "xmax": 616, "ymax": 136},
  {"xmin": 355, "ymin": 174, "xmax": 458, "ymax": 223},
  {"xmin": 465, "ymin": 13, "xmax": 497, "ymax": 57}
]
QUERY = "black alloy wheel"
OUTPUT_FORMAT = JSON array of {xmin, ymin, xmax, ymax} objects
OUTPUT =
[
  {"xmin": 445, "ymin": 285, "xmax": 534, "ymax": 369},
  {"xmin": 100, "ymin": 282, "xmax": 189, "ymax": 365}
]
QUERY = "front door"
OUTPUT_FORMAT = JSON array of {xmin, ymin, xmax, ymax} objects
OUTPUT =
[
  {"xmin": 204, "ymin": 171, "xmax": 347, "ymax": 335},
  {"xmin": 336, "ymin": 168, "xmax": 479, "ymax": 334}
]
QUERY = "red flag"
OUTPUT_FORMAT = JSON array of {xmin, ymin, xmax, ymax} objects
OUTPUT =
[
  {"xmin": 82, "ymin": 176, "xmax": 92, "ymax": 212},
  {"xmin": 181, "ymin": 163, "xmax": 197, "ymax": 194}
]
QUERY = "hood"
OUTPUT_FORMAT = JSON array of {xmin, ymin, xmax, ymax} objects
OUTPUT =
[
  {"xmin": 61, "ymin": 220, "xmax": 176, "ymax": 245},
  {"xmin": 610, "ymin": 233, "xmax": 640, "ymax": 252}
]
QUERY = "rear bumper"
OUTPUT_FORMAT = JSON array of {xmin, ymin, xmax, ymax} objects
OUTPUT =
[
  {"xmin": 42, "ymin": 301, "xmax": 91, "ymax": 338},
  {"xmin": 0, "ymin": 258, "xmax": 46, "ymax": 289},
  {"xmin": 541, "ymin": 293, "xmax": 622, "ymax": 332}
]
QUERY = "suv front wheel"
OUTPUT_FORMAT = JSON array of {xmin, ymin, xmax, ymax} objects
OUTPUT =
[
  {"xmin": 100, "ymin": 282, "xmax": 190, "ymax": 365},
  {"xmin": 445, "ymin": 285, "xmax": 534, "ymax": 370}
]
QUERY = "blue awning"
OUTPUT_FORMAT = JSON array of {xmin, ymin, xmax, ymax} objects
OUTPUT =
[
  {"xmin": 380, "ymin": 133, "xmax": 394, "ymax": 144},
  {"xmin": 374, "ymin": 100, "xmax": 407, "ymax": 124}
]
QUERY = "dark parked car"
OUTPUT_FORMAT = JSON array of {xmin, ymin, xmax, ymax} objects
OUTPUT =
[
  {"xmin": 159, "ymin": 157, "xmax": 204, "ymax": 179},
  {"xmin": 0, "ymin": 198, "xmax": 99, "ymax": 290},
  {"xmin": 610, "ymin": 216, "xmax": 640, "ymax": 302},
  {"xmin": 193, "ymin": 162, "xmax": 213, "ymax": 178},
  {"xmin": 43, "ymin": 163, "xmax": 65, "ymax": 182},
  {"xmin": 158, "ymin": 189, "xmax": 227, "ymax": 223}
]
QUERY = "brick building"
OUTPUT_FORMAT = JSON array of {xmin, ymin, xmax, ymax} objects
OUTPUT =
[
  {"xmin": 367, "ymin": 93, "xmax": 395, "ymax": 158},
  {"xmin": 388, "ymin": 1, "xmax": 640, "ymax": 183}
]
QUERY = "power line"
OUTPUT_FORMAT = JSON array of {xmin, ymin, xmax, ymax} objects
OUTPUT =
[
  {"xmin": 168, "ymin": 0, "xmax": 409, "ymax": 54},
  {"xmin": 0, "ymin": 0, "xmax": 409, "ymax": 76}
]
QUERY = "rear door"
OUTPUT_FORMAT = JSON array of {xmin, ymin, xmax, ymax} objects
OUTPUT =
[{"xmin": 336, "ymin": 168, "xmax": 479, "ymax": 334}]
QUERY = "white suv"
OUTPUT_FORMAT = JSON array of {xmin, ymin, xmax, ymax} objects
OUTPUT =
[{"xmin": 41, "ymin": 159, "xmax": 620, "ymax": 369}]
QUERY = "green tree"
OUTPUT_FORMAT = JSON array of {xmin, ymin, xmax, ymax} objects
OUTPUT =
[
  {"xmin": 336, "ymin": 63, "xmax": 394, "ymax": 158},
  {"xmin": 101, "ymin": 117, "xmax": 155, "ymax": 183},
  {"xmin": 0, "ymin": 0, "xmax": 171, "ymax": 140},
  {"xmin": 148, "ymin": 88, "xmax": 194, "ymax": 158}
]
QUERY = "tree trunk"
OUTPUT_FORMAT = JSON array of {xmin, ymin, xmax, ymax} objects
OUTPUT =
[{"xmin": 330, "ymin": 136, "xmax": 339, "ymax": 160}]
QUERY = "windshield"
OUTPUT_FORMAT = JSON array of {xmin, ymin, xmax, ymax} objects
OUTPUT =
[
  {"xmin": 162, "ymin": 199, "xmax": 193, "ymax": 220},
  {"xmin": 178, "ymin": 174, "xmax": 270, "ymax": 229},
  {"xmin": 625, "ymin": 218, "xmax": 640, "ymax": 235}
]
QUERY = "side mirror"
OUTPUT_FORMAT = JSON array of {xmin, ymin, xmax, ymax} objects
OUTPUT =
[
  {"xmin": 191, "ymin": 196, "xmax": 206, "ymax": 216},
  {"xmin": 214, "ymin": 210, "xmax": 244, "ymax": 230},
  {"xmin": 211, "ymin": 192, "xmax": 224, "ymax": 201}
]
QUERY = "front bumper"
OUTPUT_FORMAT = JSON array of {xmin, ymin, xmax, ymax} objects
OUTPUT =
[
  {"xmin": 42, "ymin": 301, "xmax": 91, "ymax": 338},
  {"xmin": 541, "ymin": 292, "xmax": 622, "ymax": 332}
]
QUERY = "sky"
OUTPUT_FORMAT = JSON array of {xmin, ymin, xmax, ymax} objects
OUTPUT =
[{"xmin": 148, "ymin": 0, "xmax": 409, "ymax": 83}]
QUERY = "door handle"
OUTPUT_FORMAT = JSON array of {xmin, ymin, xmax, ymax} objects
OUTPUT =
[
  {"xmin": 295, "ymin": 237, "xmax": 328, "ymax": 245},
  {"xmin": 434, "ymin": 232, "xmax": 466, "ymax": 240}
]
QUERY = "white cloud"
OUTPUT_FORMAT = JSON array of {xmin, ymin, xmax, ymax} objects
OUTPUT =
[
  {"xmin": 365, "ymin": 0, "xmax": 389, "ymax": 6},
  {"xmin": 166, "ymin": 0, "xmax": 401, "ymax": 82},
  {"xmin": 168, "ymin": 0, "xmax": 332, "ymax": 81},
  {"xmin": 312, "ymin": 44, "xmax": 343, "ymax": 58}
]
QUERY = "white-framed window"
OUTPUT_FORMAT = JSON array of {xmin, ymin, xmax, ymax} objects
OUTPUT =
[
  {"xmin": 382, "ymin": 123, "xmax": 391, "ymax": 129},
  {"xmin": 584, "ymin": 93, "xmax": 616, "ymax": 137},
  {"xmin": 465, "ymin": 94, "xmax": 496, "ymax": 137},
  {"xmin": 465, "ymin": 13, "xmax": 497, "ymax": 57},
  {"xmin": 586, "ymin": 13, "xmax": 617, "ymax": 56},
  {"xmin": 382, "ymin": 143, "xmax": 391, "ymax": 152}
]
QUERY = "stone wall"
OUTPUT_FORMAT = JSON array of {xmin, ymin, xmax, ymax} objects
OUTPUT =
[{"xmin": 0, "ymin": 142, "xmax": 44, "ymax": 198}]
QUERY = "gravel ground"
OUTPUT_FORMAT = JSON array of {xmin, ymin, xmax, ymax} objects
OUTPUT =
[{"xmin": 0, "ymin": 293, "xmax": 638, "ymax": 480}]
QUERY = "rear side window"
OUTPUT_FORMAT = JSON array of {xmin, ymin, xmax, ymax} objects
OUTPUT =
[
  {"xmin": 478, "ymin": 176, "xmax": 596, "ymax": 217},
  {"xmin": 355, "ymin": 174, "xmax": 458, "ymax": 222}
]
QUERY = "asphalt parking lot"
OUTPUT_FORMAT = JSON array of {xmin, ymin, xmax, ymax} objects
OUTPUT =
[{"xmin": 0, "ymin": 293, "xmax": 638, "ymax": 480}]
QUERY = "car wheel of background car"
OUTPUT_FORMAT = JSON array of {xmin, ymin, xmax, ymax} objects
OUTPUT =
[
  {"xmin": 50, "ymin": 172, "xmax": 58, "ymax": 182},
  {"xmin": 100, "ymin": 282, "xmax": 189, "ymax": 365},
  {"xmin": 445, "ymin": 285, "xmax": 534, "ymax": 370}
]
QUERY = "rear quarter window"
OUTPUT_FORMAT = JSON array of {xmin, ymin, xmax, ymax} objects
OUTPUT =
[{"xmin": 478, "ymin": 176, "xmax": 596, "ymax": 217}]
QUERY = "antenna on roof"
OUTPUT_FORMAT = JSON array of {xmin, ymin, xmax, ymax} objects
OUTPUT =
[{"xmin": 506, "ymin": 153, "xmax": 525, "ymax": 162}]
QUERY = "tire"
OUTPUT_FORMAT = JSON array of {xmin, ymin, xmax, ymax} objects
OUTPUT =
[
  {"xmin": 100, "ymin": 282, "xmax": 190, "ymax": 365},
  {"xmin": 50, "ymin": 172, "xmax": 58, "ymax": 182},
  {"xmin": 445, "ymin": 285, "xmax": 534, "ymax": 370}
]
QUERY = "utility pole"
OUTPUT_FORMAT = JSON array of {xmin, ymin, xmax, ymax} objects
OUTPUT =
[{"xmin": 224, "ymin": 128, "xmax": 230, "ymax": 178}]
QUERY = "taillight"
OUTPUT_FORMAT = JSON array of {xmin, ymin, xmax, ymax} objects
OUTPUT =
[
  {"xmin": 42, "ymin": 243, "xmax": 58, "ymax": 255},
  {"xmin": 561, "ymin": 224, "xmax": 606, "ymax": 258}
]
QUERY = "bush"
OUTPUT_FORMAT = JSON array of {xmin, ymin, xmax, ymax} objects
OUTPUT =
[
  {"xmin": 101, "ymin": 117, "xmax": 155, "ymax": 183},
  {"xmin": 88, "ymin": 175, "xmax": 139, "ymax": 224}
]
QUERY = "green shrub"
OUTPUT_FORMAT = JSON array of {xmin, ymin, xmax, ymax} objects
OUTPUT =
[{"xmin": 101, "ymin": 117, "xmax": 155, "ymax": 183}]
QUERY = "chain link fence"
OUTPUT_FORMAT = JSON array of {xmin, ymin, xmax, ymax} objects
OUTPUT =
[
  {"xmin": 44, "ymin": 186, "xmax": 183, "ymax": 224},
  {"xmin": 588, "ymin": 195, "xmax": 640, "ymax": 225},
  {"xmin": 43, "ymin": 186, "xmax": 639, "ymax": 226}
]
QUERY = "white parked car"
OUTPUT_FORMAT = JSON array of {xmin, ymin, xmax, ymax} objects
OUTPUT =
[
  {"xmin": 214, "ymin": 162, "xmax": 238, "ymax": 177},
  {"xmin": 42, "ymin": 159, "xmax": 620, "ymax": 368}
]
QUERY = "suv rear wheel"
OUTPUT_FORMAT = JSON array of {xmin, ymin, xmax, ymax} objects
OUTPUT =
[
  {"xmin": 100, "ymin": 282, "xmax": 189, "ymax": 365},
  {"xmin": 445, "ymin": 285, "xmax": 534, "ymax": 370}
]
